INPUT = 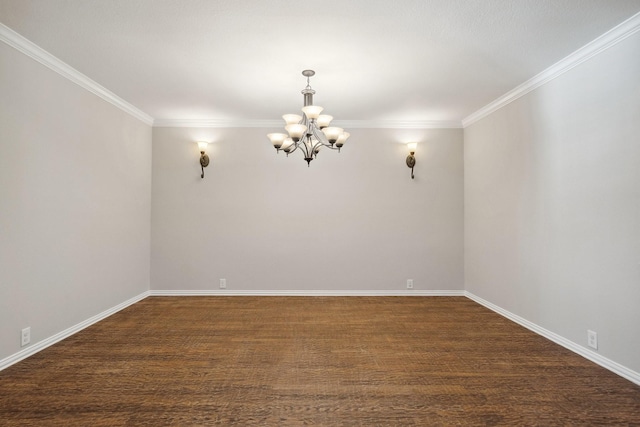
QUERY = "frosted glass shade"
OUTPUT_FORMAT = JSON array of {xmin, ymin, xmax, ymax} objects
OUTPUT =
[
  {"xmin": 316, "ymin": 115, "xmax": 333, "ymax": 128},
  {"xmin": 197, "ymin": 141, "xmax": 209, "ymax": 151},
  {"xmin": 283, "ymin": 114, "xmax": 302, "ymax": 125},
  {"xmin": 407, "ymin": 142, "xmax": 417, "ymax": 152},
  {"xmin": 282, "ymin": 138, "xmax": 294, "ymax": 152},
  {"xmin": 302, "ymin": 105, "xmax": 324, "ymax": 119},
  {"xmin": 286, "ymin": 124, "xmax": 307, "ymax": 140},
  {"xmin": 267, "ymin": 133, "xmax": 288, "ymax": 149},
  {"xmin": 336, "ymin": 132, "xmax": 350, "ymax": 148},
  {"xmin": 322, "ymin": 127, "xmax": 343, "ymax": 143}
]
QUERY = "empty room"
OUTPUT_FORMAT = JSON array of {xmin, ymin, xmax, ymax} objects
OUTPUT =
[{"xmin": 1, "ymin": 1, "xmax": 639, "ymax": 425}]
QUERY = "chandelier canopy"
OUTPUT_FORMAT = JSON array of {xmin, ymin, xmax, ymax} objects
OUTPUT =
[{"xmin": 267, "ymin": 70, "xmax": 349, "ymax": 166}]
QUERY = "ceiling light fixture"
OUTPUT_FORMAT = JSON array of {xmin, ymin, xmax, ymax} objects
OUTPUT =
[{"xmin": 267, "ymin": 70, "xmax": 350, "ymax": 166}]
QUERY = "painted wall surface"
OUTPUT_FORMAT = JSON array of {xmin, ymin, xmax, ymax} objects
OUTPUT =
[
  {"xmin": 152, "ymin": 127, "xmax": 464, "ymax": 293},
  {"xmin": 0, "ymin": 43, "xmax": 151, "ymax": 361},
  {"xmin": 464, "ymin": 32, "xmax": 640, "ymax": 372}
]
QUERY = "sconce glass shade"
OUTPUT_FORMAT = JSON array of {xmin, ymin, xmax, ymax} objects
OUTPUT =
[
  {"xmin": 322, "ymin": 127, "xmax": 343, "ymax": 144},
  {"xmin": 283, "ymin": 114, "xmax": 302, "ymax": 125},
  {"xmin": 302, "ymin": 105, "xmax": 324, "ymax": 119},
  {"xmin": 267, "ymin": 133, "xmax": 288, "ymax": 149},
  {"xmin": 197, "ymin": 141, "xmax": 209, "ymax": 151},
  {"xmin": 316, "ymin": 114, "xmax": 333, "ymax": 128},
  {"xmin": 286, "ymin": 124, "xmax": 308, "ymax": 141},
  {"xmin": 407, "ymin": 142, "xmax": 418, "ymax": 152}
]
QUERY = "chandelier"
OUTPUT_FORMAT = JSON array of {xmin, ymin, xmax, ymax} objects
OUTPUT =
[{"xmin": 267, "ymin": 70, "xmax": 350, "ymax": 166}]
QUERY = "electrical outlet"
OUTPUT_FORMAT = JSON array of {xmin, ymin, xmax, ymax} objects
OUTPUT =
[
  {"xmin": 587, "ymin": 330, "xmax": 598, "ymax": 350},
  {"xmin": 219, "ymin": 278, "xmax": 227, "ymax": 289},
  {"xmin": 21, "ymin": 327, "xmax": 30, "ymax": 347},
  {"xmin": 406, "ymin": 279, "xmax": 414, "ymax": 289}
]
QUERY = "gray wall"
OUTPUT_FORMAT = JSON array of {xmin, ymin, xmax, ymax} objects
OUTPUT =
[
  {"xmin": 0, "ymin": 42, "xmax": 151, "ymax": 361},
  {"xmin": 464, "ymin": 32, "xmax": 640, "ymax": 372},
  {"xmin": 151, "ymin": 127, "xmax": 464, "ymax": 293}
]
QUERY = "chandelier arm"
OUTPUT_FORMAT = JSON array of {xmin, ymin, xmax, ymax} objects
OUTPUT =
[
  {"xmin": 311, "ymin": 139, "xmax": 323, "ymax": 159},
  {"xmin": 300, "ymin": 136, "xmax": 314, "ymax": 158},
  {"xmin": 287, "ymin": 143, "xmax": 299, "ymax": 154},
  {"xmin": 311, "ymin": 138, "xmax": 323, "ymax": 151},
  {"xmin": 284, "ymin": 114, "xmax": 308, "ymax": 155},
  {"xmin": 297, "ymin": 116, "xmax": 311, "ymax": 157},
  {"xmin": 310, "ymin": 125, "xmax": 339, "ymax": 150}
]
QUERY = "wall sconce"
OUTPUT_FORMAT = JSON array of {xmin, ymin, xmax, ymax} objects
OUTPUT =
[
  {"xmin": 406, "ymin": 142, "xmax": 417, "ymax": 179},
  {"xmin": 197, "ymin": 141, "xmax": 210, "ymax": 178}
]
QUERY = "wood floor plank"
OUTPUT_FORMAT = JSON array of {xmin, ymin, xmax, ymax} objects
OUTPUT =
[{"xmin": 1, "ymin": 296, "xmax": 639, "ymax": 425}]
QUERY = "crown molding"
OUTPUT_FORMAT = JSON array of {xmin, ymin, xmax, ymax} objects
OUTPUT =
[
  {"xmin": 152, "ymin": 118, "xmax": 463, "ymax": 129},
  {"xmin": 462, "ymin": 11, "xmax": 640, "ymax": 128},
  {"xmin": 0, "ymin": 23, "xmax": 154, "ymax": 126},
  {"xmin": 333, "ymin": 120, "xmax": 463, "ymax": 129},
  {"xmin": 152, "ymin": 119, "xmax": 283, "ymax": 128},
  {"xmin": 465, "ymin": 292, "xmax": 640, "ymax": 386}
]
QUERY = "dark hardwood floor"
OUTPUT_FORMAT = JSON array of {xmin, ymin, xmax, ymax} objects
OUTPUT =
[{"xmin": 1, "ymin": 296, "xmax": 639, "ymax": 426}]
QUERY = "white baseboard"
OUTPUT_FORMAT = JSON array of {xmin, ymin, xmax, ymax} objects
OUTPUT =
[
  {"xmin": 149, "ymin": 289, "xmax": 466, "ymax": 297},
  {"xmin": 464, "ymin": 291, "xmax": 640, "ymax": 386},
  {"xmin": 0, "ymin": 290, "xmax": 150, "ymax": 372}
]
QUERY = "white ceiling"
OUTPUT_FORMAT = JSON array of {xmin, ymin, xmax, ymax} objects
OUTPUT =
[{"xmin": 1, "ymin": 0, "xmax": 640, "ymax": 126}]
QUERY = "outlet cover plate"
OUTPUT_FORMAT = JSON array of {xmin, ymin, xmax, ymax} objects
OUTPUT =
[
  {"xmin": 21, "ymin": 327, "xmax": 30, "ymax": 347},
  {"xmin": 587, "ymin": 330, "xmax": 598, "ymax": 350}
]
